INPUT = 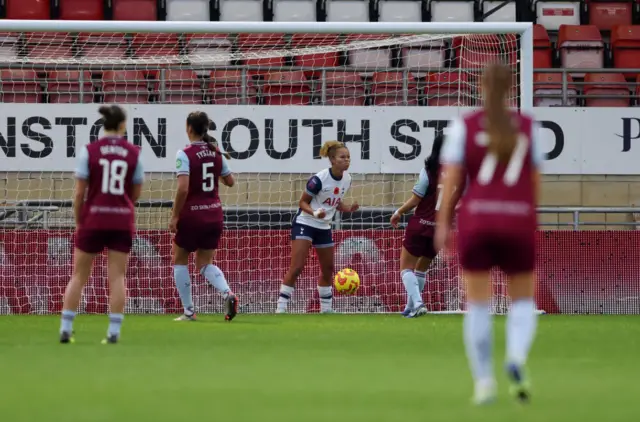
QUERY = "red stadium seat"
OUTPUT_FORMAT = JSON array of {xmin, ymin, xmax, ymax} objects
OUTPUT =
[
  {"xmin": 322, "ymin": 71, "xmax": 366, "ymax": 106},
  {"xmin": 372, "ymin": 72, "xmax": 419, "ymax": 106},
  {"xmin": 453, "ymin": 34, "xmax": 518, "ymax": 69},
  {"xmin": 557, "ymin": 25, "xmax": 604, "ymax": 76},
  {"xmin": 78, "ymin": 33, "xmax": 128, "ymax": 60},
  {"xmin": 292, "ymin": 34, "xmax": 341, "ymax": 78},
  {"xmin": 208, "ymin": 70, "xmax": 257, "ymax": 105},
  {"xmin": 25, "ymin": 32, "xmax": 73, "ymax": 61},
  {"xmin": 583, "ymin": 72, "xmax": 630, "ymax": 106},
  {"xmin": 160, "ymin": 70, "xmax": 203, "ymax": 104},
  {"xmin": 6, "ymin": 0, "xmax": 50, "ymax": 19},
  {"xmin": 263, "ymin": 71, "xmax": 311, "ymax": 105},
  {"xmin": 132, "ymin": 33, "xmax": 180, "ymax": 65},
  {"xmin": 533, "ymin": 72, "xmax": 578, "ymax": 106},
  {"xmin": 534, "ymin": 24, "xmax": 552, "ymax": 69},
  {"xmin": 59, "ymin": 0, "xmax": 104, "ymax": 20},
  {"xmin": 47, "ymin": 71, "xmax": 93, "ymax": 104},
  {"xmin": 611, "ymin": 25, "xmax": 640, "ymax": 79},
  {"xmin": 587, "ymin": 0, "xmax": 632, "ymax": 31},
  {"xmin": 112, "ymin": 0, "xmax": 158, "ymax": 21},
  {"xmin": 102, "ymin": 70, "xmax": 149, "ymax": 104},
  {"xmin": 0, "ymin": 70, "xmax": 41, "ymax": 103},
  {"xmin": 238, "ymin": 34, "xmax": 287, "ymax": 76},
  {"xmin": 424, "ymin": 72, "xmax": 472, "ymax": 106},
  {"xmin": 346, "ymin": 34, "xmax": 392, "ymax": 72}
]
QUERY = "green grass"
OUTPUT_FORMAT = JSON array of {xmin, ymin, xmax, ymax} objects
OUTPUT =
[{"xmin": 0, "ymin": 315, "xmax": 638, "ymax": 422}]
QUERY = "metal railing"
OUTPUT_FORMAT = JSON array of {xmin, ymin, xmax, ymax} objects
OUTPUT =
[
  {"xmin": 2, "ymin": 201, "xmax": 638, "ymax": 231},
  {"xmin": 9, "ymin": 64, "xmax": 636, "ymax": 106},
  {"xmin": 535, "ymin": 68, "xmax": 640, "ymax": 106}
]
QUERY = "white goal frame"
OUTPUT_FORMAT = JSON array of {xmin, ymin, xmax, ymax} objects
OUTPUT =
[{"xmin": 0, "ymin": 19, "xmax": 535, "ymax": 315}]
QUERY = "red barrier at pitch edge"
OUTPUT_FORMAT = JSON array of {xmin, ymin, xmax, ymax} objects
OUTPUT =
[{"xmin": 0, "ymin": 230, "xmax": 638, "ymax": 314}]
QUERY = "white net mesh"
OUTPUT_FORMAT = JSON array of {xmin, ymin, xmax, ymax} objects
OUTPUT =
[{"xmin": 0, "ymin": 27, "xmax": 523, "ymax": 315}]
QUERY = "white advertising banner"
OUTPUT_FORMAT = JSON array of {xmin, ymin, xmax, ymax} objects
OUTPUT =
[{"xmin": 0, "ymin": 104, "xmax": 637, "ymax": 174}]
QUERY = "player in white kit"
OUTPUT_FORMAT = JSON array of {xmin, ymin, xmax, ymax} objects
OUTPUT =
[{"xmin": 276, "ymin": 141, "xmax": 359, "ymax": 313}]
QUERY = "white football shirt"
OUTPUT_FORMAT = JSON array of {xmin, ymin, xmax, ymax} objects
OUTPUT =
[{"xmin": 295, "ymin": 168, "xmax": 352, "ymax": 230}]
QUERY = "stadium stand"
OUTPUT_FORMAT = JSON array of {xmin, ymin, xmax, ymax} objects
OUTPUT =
[{"xmin": 0, "ymin": 0, "xmax": 638, "ymax": 106}]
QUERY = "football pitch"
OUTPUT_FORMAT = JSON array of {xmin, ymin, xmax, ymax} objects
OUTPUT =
[{"xmin": 0, "ymin": 315, "xmax": 638, "ymax": 422}]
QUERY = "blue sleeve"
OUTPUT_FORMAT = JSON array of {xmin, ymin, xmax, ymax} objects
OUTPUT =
[
  {"xmin": 220, "ymin": 155, "xmax": 232, "ymax": 177},
  {"xmin": 133, "ymin": 154, "xmax": 144, "ymax": 185},
  {"xmin": 75, "ymin": 146, "xmax": 89, "ymax": 180},
  {"xmin": 531, "ymin": 122, "xmax": 545, "ymax": 168},
  {"xmin": 441, "ymin": 118, "xmax": 465, "ymax": 165},
  {"xmin": 412, "ymin": 168, "xmax": 429, "ymax": 198},
  {"xmin": 305, "ymin": 175, "xmax": 322, "ymax": 196},
  {"xmin": 176, "ymin": 150, "xmax": 190, "ymax": 176}
]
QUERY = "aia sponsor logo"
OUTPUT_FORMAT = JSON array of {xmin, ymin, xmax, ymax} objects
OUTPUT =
[{"xmin": 322, "ymin": 197, "xmax": 342, "ymax": 207}]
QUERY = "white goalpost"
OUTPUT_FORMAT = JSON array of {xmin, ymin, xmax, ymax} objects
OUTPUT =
[{"xmin": 0, "ymin": 19, "xmax": 533, "ymax": 315}]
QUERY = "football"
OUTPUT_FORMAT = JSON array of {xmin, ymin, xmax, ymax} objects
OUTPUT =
[{"xmin": 334, "ymin": 268, "xmax": 360, "ymax": 295}]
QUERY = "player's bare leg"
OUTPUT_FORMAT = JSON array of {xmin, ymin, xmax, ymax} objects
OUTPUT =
[
  {"xmin": 196, "ymin": 249, "xmax": 237, "ymax": 321},
  {"xmin": 316, "ymin": 246, "xmax": 335, "ymax": 313},
  {"xmin": 505, "ymin": 272, "xmax": 537, "ymax": 403},
  {"xmin": 464, "ymin": 271, "xmax": 496, "ymax": 405},
  {"xmin": 59, "ymin": 248, "xmax": 96, "ymax": 343},
  {"xmin": 277, "ymin": 239, "xmax": 311, "ymax": 313},
  {"xmin": 173, "ymin": 244, "xmax": 196, "ymax": 321},
  {"xmin": 101, "ymin": 249, "xmax": 128, "ymax": 344}
]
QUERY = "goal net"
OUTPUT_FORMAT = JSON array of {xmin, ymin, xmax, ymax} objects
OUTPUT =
[{"xmin": 0, "ymin": 21, "xmax": 533, "ymax": 315}]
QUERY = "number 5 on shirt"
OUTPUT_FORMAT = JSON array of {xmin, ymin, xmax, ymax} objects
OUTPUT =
[{"xmin": 202, "ymin": 162, "xmax": 215, "ymax": 192}]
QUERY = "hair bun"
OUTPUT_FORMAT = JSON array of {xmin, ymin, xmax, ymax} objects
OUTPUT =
[{"xmin": 98, "ymin": 106, "xmax": 112, "ymax": 118}]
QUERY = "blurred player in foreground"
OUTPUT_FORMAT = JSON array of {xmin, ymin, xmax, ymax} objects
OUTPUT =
[
  {"xmin": 276, "ymin": 141, "xmax": 359, "ymax": 314},
  {"xmin": 391, "ymin": 135, "xmax": 447, "ymax": 318},
  {"xmin": 60, "ymin": 105, "xmax": 144, "ymax": 344},
  {"xmin": 171, "ymin": 111, "xmax": 237, "ymax": 322},
  {"xmin": 435, "ymin": 63, "xmax": 542, "ymax": 405}
]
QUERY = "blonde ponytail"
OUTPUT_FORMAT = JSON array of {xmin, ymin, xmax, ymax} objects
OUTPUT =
[{"xmin": 483, "ymin": 63, "xmax": 517, "ymax": 164}]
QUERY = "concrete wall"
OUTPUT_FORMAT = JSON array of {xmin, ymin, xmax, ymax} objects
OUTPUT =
[{"xmin": 2, "ymin": 173, "xmax": 638, "ymax": 230}]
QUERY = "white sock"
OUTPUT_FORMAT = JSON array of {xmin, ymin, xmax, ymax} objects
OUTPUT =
[
  {"xmin": 318, "ymin": 286, "xmax": 333, "ymax": 312},
  {"xmin": 60, "ymin": 309, "xmax": 75, "ymax": 334},
  {"xmin": 200, "ymin": 264, "xmax": 231, "ymax": 298},
  {"xmin": 506, "ymin": 298, "xmax": 537, "ymax": 366},
  {"xmin": 415, "ymin": 271, "xmax": 426, "ymax": 293},
  {"xmin": 108, "ymin": 313, "xmax": 124, "ymax": 337},
  {"xmin": 401, "ymin": 269, "xmax": 423, "ymax": 309},
  {"xmin": 173, "ymin": 265, "xmax": 194, "ymax": 315},
  {"xmin": 464, "ymin": 302, "xmax": 494, "ymax": 383},
  {"xmin": 277, "ymin": 284, "xmax": 294, "ymax": 311}
]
